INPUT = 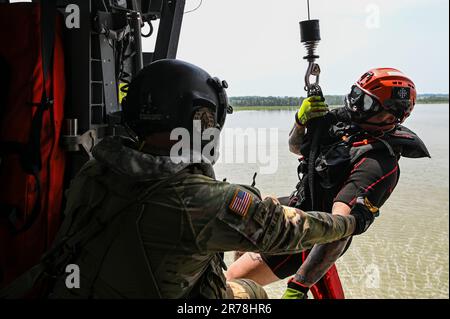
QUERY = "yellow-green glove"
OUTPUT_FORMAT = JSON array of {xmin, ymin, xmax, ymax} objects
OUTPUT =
[
  {"xmin": 296, "ymin": 96, "xmax": 329, "ymax": 127},
  {"xmin": 281, "ymin": 278, "xmax": 309, "ymax": 299},
  {"xmin": 282, "ymin": 288, "xmax": 308, "ymax": 299}
]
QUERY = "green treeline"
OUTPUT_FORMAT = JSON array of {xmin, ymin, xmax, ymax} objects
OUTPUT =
[
  {"xmin": 417, "ymin": 94, "xmax": 450, "ymax": 104},
  {"xmin": 230, "ymin": 94, "xmax": 449, "ymax": 108}
]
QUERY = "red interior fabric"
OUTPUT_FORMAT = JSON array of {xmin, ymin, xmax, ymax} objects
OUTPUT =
[{"xmin": 0, "ymin": 3, "xmax": 66, "ymax": 287}]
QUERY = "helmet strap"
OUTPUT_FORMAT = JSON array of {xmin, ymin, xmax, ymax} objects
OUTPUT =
[{"xmin": 361, "ymin": 119, "xmax": 398, "ymax": 127}]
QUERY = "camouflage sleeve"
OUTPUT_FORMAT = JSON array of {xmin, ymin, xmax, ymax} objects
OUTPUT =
[{"xmin": 191, "ymin": 182, "xmax": 356, "ymax": 254}]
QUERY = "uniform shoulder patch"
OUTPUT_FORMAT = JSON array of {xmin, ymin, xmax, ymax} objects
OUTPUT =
[{"xmin": 229, "ymin": 189, "xmax": 253, "ymax": 217}]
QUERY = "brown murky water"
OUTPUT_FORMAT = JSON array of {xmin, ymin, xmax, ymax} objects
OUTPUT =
[{"xmin": 217, "ymin": 104, "xmax": 449, "ymax": 299}]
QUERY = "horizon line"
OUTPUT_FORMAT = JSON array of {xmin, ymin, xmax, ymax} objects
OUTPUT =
[{"xmin": 229, "ymin": 93, "xmax": 450, "ymax": 98}]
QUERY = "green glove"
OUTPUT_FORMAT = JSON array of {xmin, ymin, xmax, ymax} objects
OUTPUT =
[
  {"xmin": 282, "ymin": 288, "xmax": 308, "ymax": 299},
  {"xmin": 296, "ymin": 96, "xmax": 329, "ymax": 126},
  {"xmin": 281, "ymin": 278, "xmax": 309, "ymax": 299}
]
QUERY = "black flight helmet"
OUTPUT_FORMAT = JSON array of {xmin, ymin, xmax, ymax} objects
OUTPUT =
[{"xmin": 122, "ymin": 59, "xmax": 233, "ymax": 138}]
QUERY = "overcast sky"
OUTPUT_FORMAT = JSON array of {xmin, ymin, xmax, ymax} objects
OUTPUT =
[{"xmin": 144, "ymin": 0, "xmax": 449, "ymax": 96}]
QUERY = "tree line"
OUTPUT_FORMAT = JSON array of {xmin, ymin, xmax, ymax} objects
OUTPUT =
[{"xmin": 230, "ymin": 94, "xmax": 449, "ymax": 107}]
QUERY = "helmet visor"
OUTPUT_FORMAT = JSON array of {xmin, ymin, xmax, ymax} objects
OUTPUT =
[{"xmin": 347, "ymin": 85, "xmax": 382, "ymax": 114}]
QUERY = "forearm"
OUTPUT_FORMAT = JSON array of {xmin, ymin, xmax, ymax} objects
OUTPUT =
[
  {"xmin": 289, "ymin": 124, "xmax": 306, "ymax": 155},
  {"xmin": 294, "ymin": 238, "xmax": 351, "ymax": 287},
  {"xmin": 260, "ymin": 205, "xmax": 356, "ymax": 254},
  {"xmin": 208, "ymin": 198, "xmax": 354, "ymax": 254}
]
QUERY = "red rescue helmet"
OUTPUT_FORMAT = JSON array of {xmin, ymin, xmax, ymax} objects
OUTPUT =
[{"xmin": 345, "ymin": 68, "xmax": 417, "ymax": 126}]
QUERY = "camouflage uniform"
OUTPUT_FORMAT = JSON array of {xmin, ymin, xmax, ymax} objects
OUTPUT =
[{"xmin": 49, "ymin": 136, "xmax": 356, "ymax": 299}]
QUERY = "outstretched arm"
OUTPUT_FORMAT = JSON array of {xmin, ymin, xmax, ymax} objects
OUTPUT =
[
  {"xmin": 205, "ymin": 194, "xmax": 359, "ymax": 254},
  {"xmin": 185, "ymin": 182, "xmax": 374, "ymax": 255}
]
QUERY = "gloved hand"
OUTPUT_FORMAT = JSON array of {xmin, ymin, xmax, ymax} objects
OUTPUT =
[
  {"xmin": 281, "ymin": 277, "xmax": 309, "ymax": 299},
  {"xmin": 351, "ymin": 197, "xmax": 378, "ymax": 235},
  {"xmin": 296, "ymin": 96, "xmax": 329, "ymax": 127}
]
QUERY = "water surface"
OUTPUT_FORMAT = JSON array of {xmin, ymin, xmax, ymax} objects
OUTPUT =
[{"xmin": 218, "ymin": 104, "xmax": 449, "ymax": 299}]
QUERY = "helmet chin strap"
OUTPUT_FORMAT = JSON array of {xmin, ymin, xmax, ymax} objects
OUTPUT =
[
  {"xmin": 353, "ymin": 117, "xmax": 398, "ymax": 134},
  {"xmin": 351, "ymin": 109, "xmax": 400, "ymax": 130},
  {"xmin": 361, "ymin": 119, "xmax": 398, "ymax": 128}
]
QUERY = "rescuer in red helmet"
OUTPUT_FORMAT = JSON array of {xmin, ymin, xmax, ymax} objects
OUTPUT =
[
  {"xmin": 344, "ymin": 68, "xmax": 417, "ymax": 131},
  {"xmin": 226, "ymin": 68, "xmax": 431, "ymax": 299}
]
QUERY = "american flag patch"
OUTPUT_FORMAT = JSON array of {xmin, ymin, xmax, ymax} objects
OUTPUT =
[{"xmin": 229, "ymin": 190, "xmax": 253, "ymax": 217}]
